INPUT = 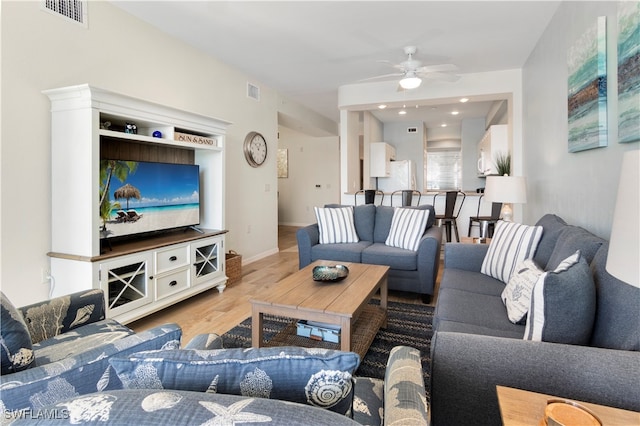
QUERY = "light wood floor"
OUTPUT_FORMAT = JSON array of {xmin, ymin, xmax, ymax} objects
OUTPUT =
[{"xmin": 130, "ymin": 226, "xmax": 440, "ymax": 344}]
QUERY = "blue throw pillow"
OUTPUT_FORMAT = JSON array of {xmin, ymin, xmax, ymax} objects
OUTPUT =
[
  {"xmin": 1, "ymin": 292, "xmax": 34, "ymax": 374},
  {"xmin": 109, "ymin": 346, "xmax": 360, "ymax": 416},
  {"xmin": 524, "ymin": 251, "xmax": 596, "ymax": 345}
]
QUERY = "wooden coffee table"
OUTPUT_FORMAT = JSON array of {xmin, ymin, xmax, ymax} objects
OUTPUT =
[{"xmin": 250, "ymin": 260, "xmax": 389, "ymax": 358}]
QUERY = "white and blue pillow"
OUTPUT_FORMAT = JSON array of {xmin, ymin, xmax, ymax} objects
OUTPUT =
[
  {"xmin": 501, "ymin": 259, "xmax": 544, "ymax": 324},
  {"xmin": 314, "ymin": 207, "xmax": 359, "ymax": 244},
  {"xmin": 385, "ymin": 207, "xmax": 430, "ymax": 251},
  {"xmin": 110, "ymin": 346, "xmax": 360, "ymax": 416},
  {"xmin": 481, "ymin": 221, "xmax": 543, "ymax": 284}
]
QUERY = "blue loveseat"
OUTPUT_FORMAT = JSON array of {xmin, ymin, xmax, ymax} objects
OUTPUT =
[
  {"xmin": 430, "ymin": 214, "xmax": 640, "ymax": 425},
  {"xmin": 0, "ymin": 289, "xmax": 182, "ymax": 415},
  {"xmin": 297, "ymin": 204, "xmax": 442, "ymax": 302}
]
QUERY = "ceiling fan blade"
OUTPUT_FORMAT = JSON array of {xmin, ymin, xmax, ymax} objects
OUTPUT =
[
  {"xmin": 419, "ymin": 72, "xmax": 460, "ymax": 82},
  {"xmin": 417, "ymin": 63, "xmax": 458, "ymax": 73},
  {"xmin": 376, "ymin": 60, "xmax": 407, "ymax": 71},
  {"xmin": 358, "ymin": 72, "xmax": 403, "ymax": 82}
]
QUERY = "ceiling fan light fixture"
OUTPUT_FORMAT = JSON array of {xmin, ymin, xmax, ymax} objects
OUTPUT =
[{"xmin": 399, "ymin": 75, "xmax": 422, "ymax": 90}]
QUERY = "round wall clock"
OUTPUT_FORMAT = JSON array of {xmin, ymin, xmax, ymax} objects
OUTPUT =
[{"xmin": 243, "ymin": 131, "xmax": 267, "ymax": 167}]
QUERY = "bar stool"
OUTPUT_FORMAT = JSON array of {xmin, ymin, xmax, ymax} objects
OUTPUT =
[
  {"xmin": 468, "ymin": 195, "xmax": 502, "ymax": 238},
  {"xmin": 354, "ymin": 189, "xmax": 384, "ymax": 205},
  {"xmin": 433, "ymin": 190, "xmax": 466, "ymax": 242},
  {"xmin": 390, "ymin": 189, "xmax": 421, "ymax": 207}
]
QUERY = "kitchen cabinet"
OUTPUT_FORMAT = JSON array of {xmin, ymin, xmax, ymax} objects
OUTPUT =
[
  {"xmin": 370, "ymin": 142, "xmax": 396, "ymax": 177},
  {"xmin": 477, "ymin": 125, "xmax": 509, "ymax": 176}
]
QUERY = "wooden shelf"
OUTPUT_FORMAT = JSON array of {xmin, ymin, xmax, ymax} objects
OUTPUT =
[
  {"xmin": 264, "ymin": 304, "xmax": 387, "ymax": 359},
  {"xmin": 48, "ymin": 228, "xmax": 228, "ymax": 262}
]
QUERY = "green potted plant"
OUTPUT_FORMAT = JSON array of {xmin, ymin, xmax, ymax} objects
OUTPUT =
[{"xmin": 495, "ymin": 152, "xmax": 511, "ymax": 176}]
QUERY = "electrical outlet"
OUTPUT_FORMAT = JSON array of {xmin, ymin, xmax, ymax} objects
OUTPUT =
[{"xmin": 41, "ymin": 268, "xmax": 51, "ymax": 284}]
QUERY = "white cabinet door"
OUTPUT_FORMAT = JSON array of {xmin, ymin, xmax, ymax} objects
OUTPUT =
[
  {"xmin": 191, "ymin": 236, "xmax": 225, "ymax": 287},
  {"xmin": 99, "ymin": 253, "xmax": 153, "ymax": 317},
  {"xmin": 370, "ymin": 142, "xmax": 396, "ymax": 177}
]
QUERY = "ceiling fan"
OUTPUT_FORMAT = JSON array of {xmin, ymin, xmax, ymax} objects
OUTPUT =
[{"xmin": 361, "ymin": 46, "xmax": 459, "ymax": 90}]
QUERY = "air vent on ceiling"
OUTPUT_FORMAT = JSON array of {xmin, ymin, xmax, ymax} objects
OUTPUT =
[
  {"xmin": 407, "ymin": 127, "xmax": 418, "ymax": 133},
  {"xmin": 42, "ymin": 0, "xmax": 87, "ymax": 27},
  {"xmin": 247, "ymin": 83, "xmax": 260, "ymax": 101}
]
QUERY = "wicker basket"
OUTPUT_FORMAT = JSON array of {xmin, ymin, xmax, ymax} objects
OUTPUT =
[{"xmin": 225, "ymin": 250, "xmax": 242, "ymax": 285}]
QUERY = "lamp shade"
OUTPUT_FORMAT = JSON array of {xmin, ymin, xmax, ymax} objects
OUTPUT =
[
  {"xmin": 606, "ymin": 150, "xmax": 640, "ymax": 288},
  {"xmin": 484, "ymin": 175, "xmax": 527, "ymax": 204}
]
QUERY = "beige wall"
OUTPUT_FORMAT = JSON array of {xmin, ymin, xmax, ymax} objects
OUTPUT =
[
  {"xmin": 1, "ymin": 1, "xmax": 302, "ymax": 305},
  {"xmin": 277, "ymin": 127, "xmax": 340, "ymax": 226}
]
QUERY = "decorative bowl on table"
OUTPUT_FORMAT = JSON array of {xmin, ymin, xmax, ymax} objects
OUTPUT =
[{"xmin": 312, "ymin": 264, "xmax": 350, "ymax": 282}]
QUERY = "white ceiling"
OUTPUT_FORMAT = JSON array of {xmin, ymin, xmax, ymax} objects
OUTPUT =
[{"xmin": 110, "ymin": 1, "xmax": 560, "ymax": 129}]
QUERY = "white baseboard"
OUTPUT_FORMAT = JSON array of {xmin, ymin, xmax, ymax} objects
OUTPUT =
[
  {"xmin": 241, "ymin": 247, "xmax": 280, "ymax": 265},
  {"xmin": 278, "ymin": 221, "xmax": 312, "ymax": 227}
]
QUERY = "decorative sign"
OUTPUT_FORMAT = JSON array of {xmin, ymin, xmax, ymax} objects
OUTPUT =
[{"xmin": 174, "ymin": 131, "xmax": 216, "ymax": 146}]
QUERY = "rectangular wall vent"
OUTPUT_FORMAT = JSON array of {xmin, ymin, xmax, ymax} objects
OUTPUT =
[
  {"xmin": 407, "ymin": 127, "xmax": 418, "ymax": 133},
  {"xmin": 247, "ymin": 83, "xmax": 260, "ymax": 101},
  {"xmin": 42, "ymin": 0, "xmax": 87, "ymax": 27}
]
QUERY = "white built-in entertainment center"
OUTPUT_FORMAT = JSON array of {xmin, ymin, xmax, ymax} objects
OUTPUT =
[{"xmin": 45, "ymin": 84, "xmax": 231, "ymax": 324}]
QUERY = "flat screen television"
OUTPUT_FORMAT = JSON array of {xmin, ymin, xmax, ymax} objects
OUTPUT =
[{"xmin": 99, "ymin": 160, "xmax": 200, "ymax": 239}]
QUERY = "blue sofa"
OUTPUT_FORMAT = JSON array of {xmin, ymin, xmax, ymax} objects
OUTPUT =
[
  {"xmin": 430, "ymin": 214, "xmax": 640, "ymax": 425},
  {"xmin": 10, "ymin": 343, "xmax": 428, "ymax": 425},
  {"xmin": 297, "ymin": 204, "xmax": 442, "ymax": 302},
  {"xmin": 0, "ymin": 289, "xmax": 182, "ymax": 415}
]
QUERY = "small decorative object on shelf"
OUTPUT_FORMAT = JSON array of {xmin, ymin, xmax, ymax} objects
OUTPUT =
[
  {"xmin": 100, "ymin": 121, "xmax": 111, "ymax": 130},
  {"xmin": 152, "ymin": 130, "xmax": 162, "ymax": 138},
  {"xmin": 312, "ymin": 264, "xmax": 349, "ymax": 282},
  {"xmin": 125, "ymin": 122, "xmax": 137, "ymax": 134},
  {"xmin": 174, "ymin": 131, "xmax": 216, "ymax": 146}
]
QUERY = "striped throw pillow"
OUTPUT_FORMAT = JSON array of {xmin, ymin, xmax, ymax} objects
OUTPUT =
[
  {"xmin": 314, "ymin": 207, "xmax": 359, "ymax": 244},
  {"xmin": 481, "ymin": 221, "xmax": 543, "ymax": 283},
  {"xmin": 385, "ymin": 207, "xmax": 430, "ymax": 251}
]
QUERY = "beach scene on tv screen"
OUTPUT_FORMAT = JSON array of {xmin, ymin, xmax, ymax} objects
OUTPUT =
[{"xmin": 99, "ymin": 160, "xmax": 200, "ymax": 238}]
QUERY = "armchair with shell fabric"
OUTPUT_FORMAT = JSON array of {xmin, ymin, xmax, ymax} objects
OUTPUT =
[{"xmin": 0, "ymin": 289, "xmax": 181, "ymax": 416}]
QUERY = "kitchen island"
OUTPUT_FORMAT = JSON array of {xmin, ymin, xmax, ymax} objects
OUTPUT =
[{"xmin": 345, "ymin": 190, "xmax": 494, "ymax": 240}]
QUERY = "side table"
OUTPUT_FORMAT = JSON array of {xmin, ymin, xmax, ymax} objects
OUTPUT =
[{"xmin": 496, "ymin": 386, "xmax": 640, "ymax": 426}]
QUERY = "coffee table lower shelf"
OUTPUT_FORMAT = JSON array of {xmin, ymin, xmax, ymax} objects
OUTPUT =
[{"xmin": 262, "ymin": 304, "xmax": 386, "ymax": 359}]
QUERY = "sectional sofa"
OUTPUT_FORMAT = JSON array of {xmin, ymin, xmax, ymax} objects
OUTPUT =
[
  {"xmin": 297, "ymin": 203, "xmax": 442, "ymax": 302},
  {"xmin": 0, "ymin": 289, "xmax": 182, "ymax": 414},
  {"xmin": 430, "ymin": 214, "xmax": 640, "ymax": 425},
  {"xmin": 2, "ymin": 289, "xmax": 428, "ymax": 425}
]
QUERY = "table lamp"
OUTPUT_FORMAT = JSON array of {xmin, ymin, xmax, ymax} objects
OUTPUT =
[
  {"xmin": 606, "ymin": 150, "xmax": 640, "ymax": 288},
  {"xmin": 484, "ymin": 175, "xmax": 527, "ymax": 222}
]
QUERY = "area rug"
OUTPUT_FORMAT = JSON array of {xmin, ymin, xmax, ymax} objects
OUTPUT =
[{"xmin": 221, "ymin": 300, "xmax": 434, "ymax": 400}]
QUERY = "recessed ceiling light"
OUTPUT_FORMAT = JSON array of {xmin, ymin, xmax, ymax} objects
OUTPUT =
[
  {"xmin": 451, "ymin": 111, "xmax": 459, "ymax": 115},
  {"xmin": 399, "ymin": 110, "xmax": 407, "ymax": 115},
  {"xmin": 441, "ymin": 123, "xmax": 447, "ymax": 127},
  {"xmin": 460, "ymin": 98, "xmax": 469, "ymax": 103},
  {"xmin": 378, "ymin": 104, "xmax": 387, "ymax": 109}
]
